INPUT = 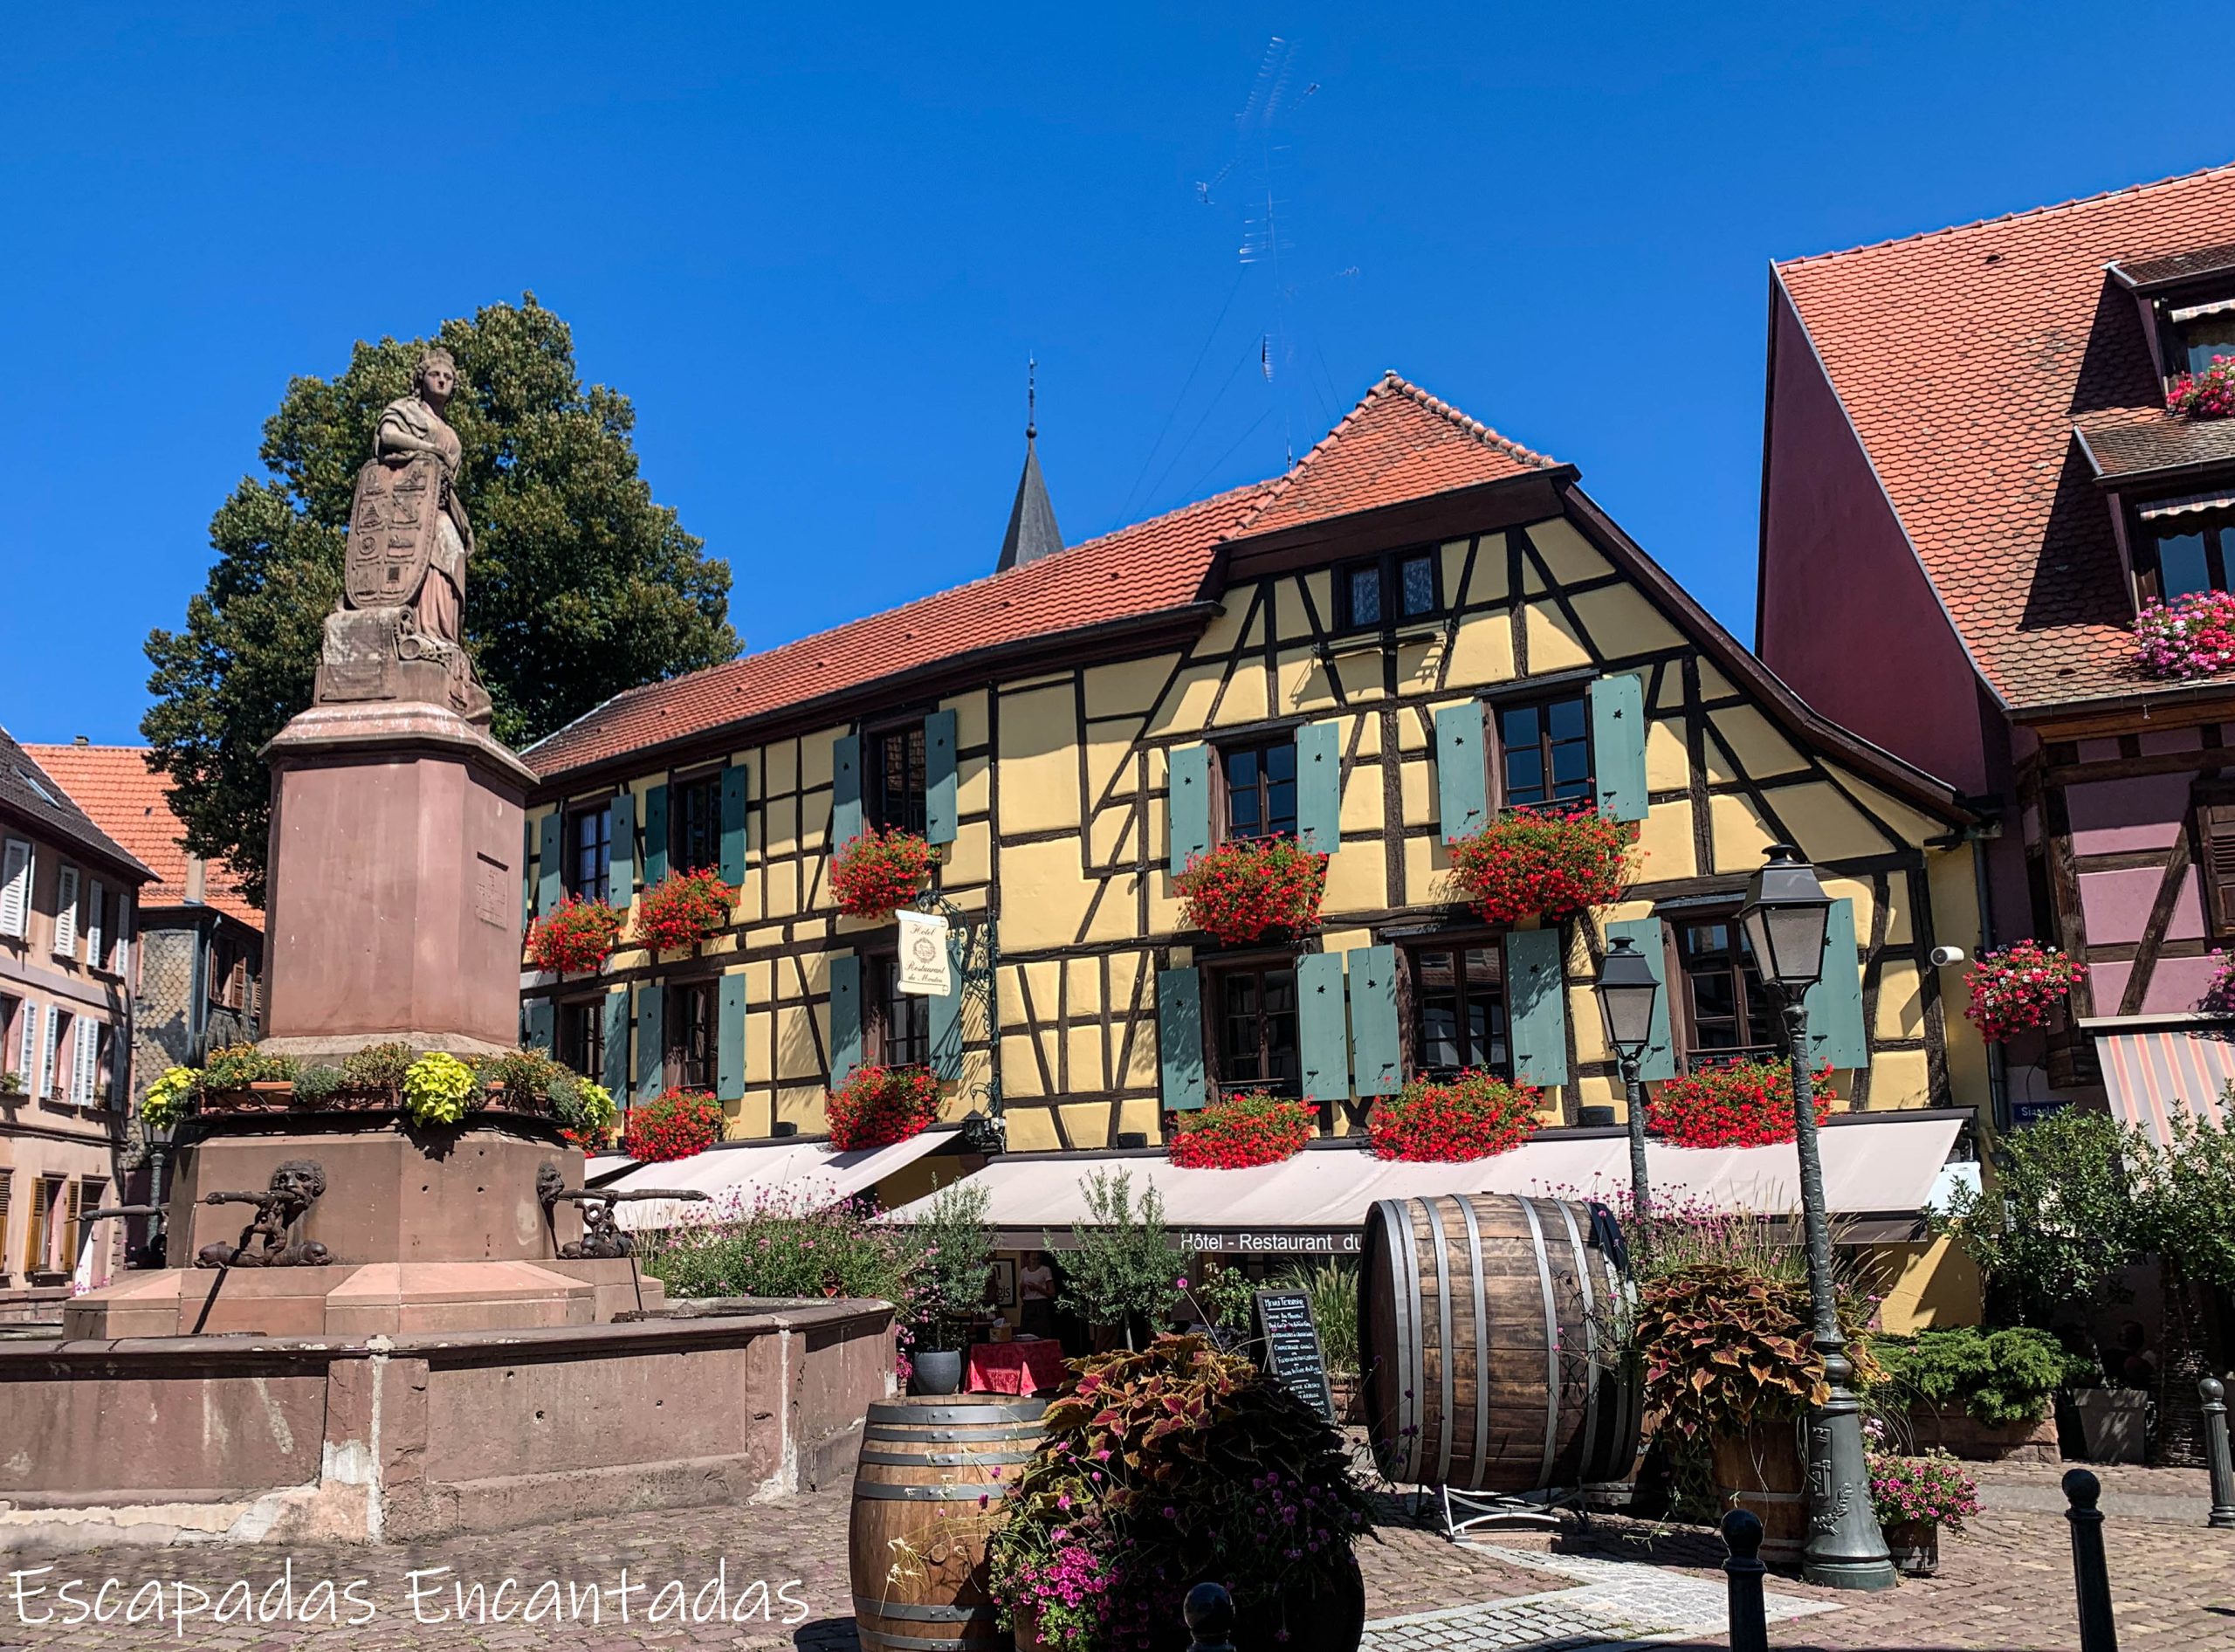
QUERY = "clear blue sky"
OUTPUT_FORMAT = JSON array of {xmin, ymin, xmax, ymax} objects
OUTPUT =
[{"xmin": 4, "ymin": 3, "xmax": 2229, "ymax": 745}]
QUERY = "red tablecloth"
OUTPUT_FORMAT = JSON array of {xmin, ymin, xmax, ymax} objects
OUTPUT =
[{"xmin": 966, "ymin": 1339, "xmax": 1068, "ymax": 1396}]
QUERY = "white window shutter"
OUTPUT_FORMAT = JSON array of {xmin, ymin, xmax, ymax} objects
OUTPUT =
[
  {"xmin": 85, "ymin": 881, "xmax": 104, "ymax": 968},
  {"xmin": 72, "ymin": 1018, "xmax": 97, "ymax": 1105},
  {"xmin": 39, "ymin": 1008, "xmax": 60, "ymax": 1099},
  {"xmin": 15, "ymin": 1002, "xmax": 37, "ymax": 1081},
  {"xmin": 0, "ymin": 840, "xmax": 29, "ymax": 938},
  {"xmin": 53, "ymin": 865, "xmax": 79, "ymax": 958}
]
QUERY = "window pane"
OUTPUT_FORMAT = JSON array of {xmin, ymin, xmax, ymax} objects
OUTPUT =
[
  {"xmin": 1265, "ymin": 773, "xmax": 1296, "ymax": 837},
  {"xmin": 2156, "ymin": 530, "xmax": 2213, "ymax": 601},
  {"xmin": 1348, "ymin": 566, "xmax": 1381, "ymax": 626},
  {"xmin": 2185, "ymin": 317, "xmax": 2235, "ymax": 375},
  {"xmin": 1226, "ymin": 747, "xmax": 1262, "ymax": 836},
  {"xmin": 1262, "ymin": 969, "xmax": 1298, "ymax": 1088},
  {"xmin": 1503, "ymin": 746, "xmax": 1546, "ymax": 807},
  {"xmin": 1546, "ymin": 697, "xmax": 1587, "ymax": 742},
  {"xmin": 1399, "ymin": 554, "xmax": 1436, "ymax": 616}
]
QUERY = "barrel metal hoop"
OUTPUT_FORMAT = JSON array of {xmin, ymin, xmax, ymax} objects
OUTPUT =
[
  {"xmin": 868, "ymin": 1402, "xmax": 1046, "ymax": 1425},
  {"xmin": 1391, "ymin": 1197, "xmax": 1425, "ymax": 1484},
  {"xmin": 1516, "ymin": 1194, "xmax": 1560, "ymax": 1490},
  {"xmin": 852, "ymin": 1598, "xmax": 1001, "ymax": 1621},
  {"xmin": 855, "ymin": 1482, "xmax": 1008, "ymax": 1500},
  {"xmin": 1428, "ymin": 1196, "xmax": 1456, "ymax": 1490},
  {"xmin": 867, "ymin": 1425, "xmax": 1048, "ymax": 1442},
  {"xmin": 857, "ymin": 1627, "xmax": 1007, "ymax": 1651},
  {"xmin": 1605, "ymin": 1256, "xmax": 1642, "ymax": 1481},
  {"xmin": 857, "ymin": 1449, "xmax": 1039, "ymax": 1467},
  {"xmin": 1555, "ymin": 1197, "xmax": 1601, "ymax": 1488},
  {"xmin": 1454, "ymin": 1193, "xmax": 1491, "ymax": 1492}
]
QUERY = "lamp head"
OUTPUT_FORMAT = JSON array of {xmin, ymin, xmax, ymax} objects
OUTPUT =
[
  {"xmin": 1738, "ymin": 843, "xmax": 1832, "ymax": 991},
  {"xmin": 1594, "ymin": 933, "xmax": 1662, "ymax": 1059}
]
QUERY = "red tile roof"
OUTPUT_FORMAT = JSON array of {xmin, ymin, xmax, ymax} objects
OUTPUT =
[
  {"xmin": 1775, "ymin": 162, "xmax": 2235, "ymax": 709},
  {"xmin": 23, "ymin": 743, "xmax": 260, "ymax": 926},
  {"xmin": 528, "ymin": 372, "xmax": 1558, "ymax": 780}
]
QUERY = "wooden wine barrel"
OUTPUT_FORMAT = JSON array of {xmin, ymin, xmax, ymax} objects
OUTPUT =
[
  {"xmin": 849, "ymin": 1395, "xmax": 1048, "ymax": 1652},
  {"xmin": 1359, "ymin": 1193, "xmax": 1640, "ymax": 1493},
  {"xmin": 1712, "ymin": 1419, "xmax": 1808, "ymax": 1565}
]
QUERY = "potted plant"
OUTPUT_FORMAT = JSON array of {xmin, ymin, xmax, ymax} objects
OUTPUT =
[
  {"xmin": 1057, "ymin": 1169, "xmax": 1186, "ymax": 1351},
  {"xmin": 637, "ymin": 1185, "xmax": 922, "ymax": 1304},
  {"xmin": 987, "ymin": 1334, "xmax": 1374, "ymax": 1652},
  {"xmin": 634, "ymin": 867, "xmax": 736, "ymax": 952},
  {"xmin": 1866, "ymin": 1444, "xmax": 1980, "ymax": 1577},
  {"xmin": 621, "ymin": 1087, "xmax": 725, "ymax": 1162},
  {"xmin": 1875, "ymin": 1326, "xmax": 2080, "ymax": 1463},
  {"xmin": 830, "ymin": 827, "xmax": 939, "ymax": 919},
  {"xmin": 909, "ymin": 1181, "xmax": 994, "ymax": 1395},
  {"xmin": 527, "ymin": 892, "xmax": 627, "ymax": 974},
  {"xmin": 827, "ymin": 1063, "xmax": 944, "ymax": 1151},
  {"xmin": 1366, "ymin": 1070, "xmax": 1540, "ymax": 1161},
  {"xmin": 1446, "ymin": 806, "xmax": 1633, "ymax": 924},
  {"xmin": 2133, "ymin": 591, "xmax": 2235, "ymax": 681},
  {"xmin": 1166, "ymin": 1091, "xmax": 1315, "ymax": 1169},
  {"xmin": 1646, "ymin": 1057, "xmax": 1833, "ymax": 1149},
  {"xmin": 1962, "ymin": 940, "xmax": 2087, "ymax": 1043},
  {"xmin": 1173, "ymin": 836, "xmax": 1329, "ymax": 945}
]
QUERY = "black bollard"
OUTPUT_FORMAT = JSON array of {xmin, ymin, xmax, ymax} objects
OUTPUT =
[
  {"xmin": 2064, "ymin": 1469, "xmax": 2119, "ymax": 1652},
  {"xmin": 2204, "ymin": 1378, "xmax": 2235, "ymax": 1530},
  {"xmin": 1184, "ymin": 1581, "xmax": 1236, "ymax": 1652},
  {"xmin": 1721, "ymin": 1508, "xmax": 1770, "ymax": 1652}
]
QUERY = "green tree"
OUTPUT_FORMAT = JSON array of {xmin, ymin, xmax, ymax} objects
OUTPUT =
[
  {"xmin": 143, "ymin": 295, "xmax": 737, "ymax": 903},
  {"xmin": 1056, "ymin": 1168, "xmax": 1185, "ymax": 1349},
  {"xmin": 2125, "ymin": 1106, "xmax": 2235, "ymax": 1463},
  {"xmin": 1933, "ymin": 1108, "xmax": 2140, "ymax": 1326}
]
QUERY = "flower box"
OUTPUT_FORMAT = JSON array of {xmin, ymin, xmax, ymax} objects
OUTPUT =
[
  {"xmin": 830, "ymin": 829, "xmax": 938, "ymax": 919},
  {"xmin": 1173, "ymin": 835, "xmax": 1329, "ymax": 945},
  {"xmin": 1963, "ymin": 940, "xmax": 2087, "ymax": 1043},
  {"xmin": 1367, "ymin": 1070, "xmax": 1539, "ymax": 1161},
  {"xmin": 1166, "ymin": 1091, "xmax": 1315, "ymax": 1169},
  {"xmin": 2133, "ymin": 589, "xmax": 2235, "ymax": 681},
  {"xmin": 1645, "ymin": 1057, "xmax": 1833, "ymax": 1149},
  {"xmin": 1446, "ymin": 807, "xmax": 1632, "ymax": 924},
  {"xmin": 634, "ymin": 869, "xmax": 737, "ymax": 952},
  {"xmin": 827, "ymin": 1063, "xmax": 943, "ymax": 1152},
  {"xmin": 527, "ymin": 894, "xmax": 626, "ymax": 974},
  {"xmin": 2166, "ymin": 354, "xmax": 2235, "ymax": 419},
  {"xmin": 622, "ymin": 1088, "xmax": 725, "ymax": 1162}
]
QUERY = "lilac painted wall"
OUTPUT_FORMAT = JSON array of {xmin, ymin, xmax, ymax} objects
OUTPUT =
[
  {"xmin": 1759, "ymin": 289, "xmax": 1993, "ymax": 798},
  {"xmin": 2067, "ymin": 774, "xmax": 2192, "ymax": 855},
  {"xmin": 2077, "ymin": 864, "xmax": 2203, "ymax": 946}
]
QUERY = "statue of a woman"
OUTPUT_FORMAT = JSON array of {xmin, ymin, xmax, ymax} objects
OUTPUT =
[{"xmin": 374, "ymin": 347, "xmax": 473, "ymax": 647}]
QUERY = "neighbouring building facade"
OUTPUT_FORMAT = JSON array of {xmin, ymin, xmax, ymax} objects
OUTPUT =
[
  {"xmin": 521, "ymin": 375, "xmax": 1993, "ymax": 1184},
  {"xmin": 1760, "ymin": 162, "xmax": 2235, "ymax": 1125},
  {"xmin": 0, "ymin": 729, "xmax": 150, "ymax": 1317}
]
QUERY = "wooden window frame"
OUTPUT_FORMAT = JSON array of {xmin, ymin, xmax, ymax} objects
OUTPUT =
[
  {"xmin": 564, "ymin": 797, "xmax": 615, "ymax": 903},
  {"xmin": 2131, "ymin": 504, "xmax": 2235, "ymax": 607},
  {"xmin": 1488, "ymin": 685, "xmax": 1596, "ymax": 814},
  {"xmin": 1213, "ymin": 734, "xmax": 1299, "ymax": 844},
  {"xmin": 558, "ymin": 995, "xmax": 605, "ymax": 1082},
  {"xmin": 26, "ymin": 1174, "xmax": 64, "ymax": 1279},
  {"xmin": 1333, "ymin": 546, "xmax": 1445, "ymax": 634},
  {"xmin": 1668, "ymin": 906, "xmax": 1782, "ymax": 1070},
  {"xmin": 664, "ymin": 978, "xmax": 717, "ymax": 1093},
  {"xmin": 1201, "ymin": 953, "xmax": 1303, "ymax": 1098},
  {"xmin": 1400, "ymin": 936, "xmax": 1511, "ymax": 1080},
  {"xmin": 864, "ymin": 720, "xmax": 929, "ymax": 837},
  {"xmin": 2192, "ymin": 789, "xmax": 2235, "ymax": 940},
  {"xmin": 863, "ymin": 949, "xmax": 932, "ymax": 1070},
  {"xmin": 668, "ymin": 768, "xmax": 726, "ymax": 877}
]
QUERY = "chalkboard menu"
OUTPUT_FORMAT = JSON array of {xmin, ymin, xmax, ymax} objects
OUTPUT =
[{"xmin": 1251, "ymin": 1288, "xmax": 1336, "ymax": 1425}]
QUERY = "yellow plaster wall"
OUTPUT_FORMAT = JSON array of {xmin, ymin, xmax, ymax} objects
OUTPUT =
[{"xmin": 1873, "ymin": 1236, "xmax": 1984, "ymax": 1335}]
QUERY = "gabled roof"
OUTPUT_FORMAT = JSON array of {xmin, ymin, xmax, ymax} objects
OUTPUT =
[
  {"xmin": 22, "ymin": 743, "xmax": 258, "ymax": 925},
  {"xmin": 0, "ymin": 730, "xmax": 154, "ymax": 885},
  {"xmin": 527, "ymin": 372, "xmax": 1561, "ymax": 781},
  {"xmin": 1772, "ymin": 162, "xmax": 2235, "ymax": 710}
]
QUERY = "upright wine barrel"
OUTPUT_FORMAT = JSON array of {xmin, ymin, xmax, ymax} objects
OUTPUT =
[
  {"xmin": 849, "ymin": 1394, "xmax": 1048, "ymax": 1652},
  {"xmin": 1359, "ymin": 1193, "xmax": 1640, "ymax": 1493}
]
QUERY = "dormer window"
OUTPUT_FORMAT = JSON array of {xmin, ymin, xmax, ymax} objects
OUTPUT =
[
  {"xmin": 2178, "ymin": 306, "xmax": 2235, "ymax": 376},
  {"xmin": 2135, "ymin": 498, "xmax": 2235, "ymax": 604}
]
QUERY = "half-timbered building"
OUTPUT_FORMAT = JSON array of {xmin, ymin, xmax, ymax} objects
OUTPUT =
[{"xmin": 522, "ymin": 374, "xmax": 1991, "ymax": 1177}]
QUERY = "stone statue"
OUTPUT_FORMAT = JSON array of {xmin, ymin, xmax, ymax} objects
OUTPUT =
[
  {"xmin": 313, "ymin": 347, "xmax": 493, "ymax": 723},
  {"xmin": 194, "ymin": 1160, "xmax": 334, "ymax": 1269}
]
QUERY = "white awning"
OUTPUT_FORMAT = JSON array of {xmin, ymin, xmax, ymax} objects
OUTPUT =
[
  {"xmin": 584, "ymin": 1154, "xmax": 635, "ymax": 1186},
  {"xmin": 2090, "ymin": 1025, "xmax": 2234, "ymax": 1146},
  {"xmin": 2136, "ymin": 489, "xmax": 2235, "ymax": 520},
  {"xmin": 609, "ymin": 1125, "xmax": 962, "ymax": 1231},
  {"xmin": 881, "ymin": 1113, "xmax": 1967, "ymax": 1248}
]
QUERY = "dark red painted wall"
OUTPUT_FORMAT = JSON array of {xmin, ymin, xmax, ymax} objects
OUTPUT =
[{"xmin": 1759, "ymin": 288, "xmax": 1993, "ymax": 798}]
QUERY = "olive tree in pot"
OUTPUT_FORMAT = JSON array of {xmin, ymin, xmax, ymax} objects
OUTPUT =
[
  {"xmin": 1056, "ymin": 1169, "xmax": 1185, "ymax": 1351},
  {"xmin": 910, "ymin": 1181, "xmax": 994, "ymax": 1396}
]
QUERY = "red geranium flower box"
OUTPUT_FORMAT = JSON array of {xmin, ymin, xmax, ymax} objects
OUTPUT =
[
  {"xmin": 1646, "ymin": 1057, "xmax": 1833, "ymax": 1149},
  {"xmin": 622, "ymin": 1088, "xmax": 724, "ymax": 1163},
  {"xmin": 827, "ymin": 1063, "xmax": 943, "ymax": 1151},
  {"xmin": 1368, "ymin": 1070, "xmax": 1541, "ymax": 1162},
  {"xmin": 527, "ymin": 893, "xmax": 626, "ymax": 974},
  {"xmin": 1173, "ymin": 835, "xmax": 1329, "ymax": 946},
  {"xmin": 1448, "ymin": 807, "xmax": 1633, "ymax": 924},
  {"xmin": 1166, "ymin": 1090, "xmax": 1316, "ymax": 1169},
  {"xmin": 830, "ymin": 829, "xmax": 938, "ymax": 919},
  {"xmin": 1963, "ymin": 940, "xmax": 2087, "ymax": 1043},
  {"xmin": 635, "ymin": 867, "xmax": 736, "ymax": 952}
]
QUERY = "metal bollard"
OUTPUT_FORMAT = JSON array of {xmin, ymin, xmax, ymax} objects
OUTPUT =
[
  {"xmin": 2205, "ymin": 1378, "xmax": 2235, "ymax": 1530},
  {"xmin": 1184, "ymin": 1581, "xmax": 1236, "ymax": 1652},
  {"xmin": 1721, "ymin": 1508, "xmax": 1770, "ymax": 1652},
  {"xmin": 2063, "ymin": 1469, "xmax": 2119, "ymax": 1652}
]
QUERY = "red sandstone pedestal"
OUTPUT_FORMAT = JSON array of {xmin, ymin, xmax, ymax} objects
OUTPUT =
[{"xmin": 259, "ymin": 701, "xmax": 537, "ymax": 1062}]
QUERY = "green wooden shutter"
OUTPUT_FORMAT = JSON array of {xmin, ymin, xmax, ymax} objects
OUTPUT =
[
  {"xmin": 1434, "ymin": 704, "xmax": 1489, "ymax": 842},
  {"xmin": 930, "ymin": 925, "xmax": 966, "ymax": 1081},
  {"xmin": 601, "ymin": 986, "xmax": 630, "ymax": 1098},
  {"xmin": 1589, "ymin": 672, "xmax": 1649, "ymax": 823},
  {"xmin": 925, "ymin": 710, "xmax": 959, "ymax": 846},
  {"xmin": 608, "ymin": 793, "xmax": 636, "ymax": 903},
  {"xmin": 1168, "ymin": 744, "xmax": 1212, "ymax": 875},
  {"xmin": 1601, "ymin": 917, "xmax": 1676, "ymax": 1082},
  {"xmin": 536, "ymin": 811, "xmax": 564, "ymax": 916},
  {"xmin": 719, "ymin": 763, "xmax": 750, "ymax": 885},
  {"xmin": 643, "ymin": 784, "xmax": 670, "ymax": 885},
  {"xmin": 1504, "ymin": 926, "xmax": 1571, "ymax": 1087},
  {"xmin": 1295, "ymin": 720, "xmax": 1342, "ymax": 852},
  {"xmin": 717, "ymin": 970, "xmax": 747, "ymax": 1103},
  {"xmin": 635, "ymin": 983, "xmax": 665, "ymax": 1103},
  {"xmin": 1347, "ymin": 945, "xmax": 1404, "ymax": 1097},
  {"xmin": 832, "ymin": 734, "xmax": 863, "ymax": 848},
  {"xmin": 1296, "ymin": 952, "xmax": 1349, "ymax": 1102},
  {"xmin": 829, "ymin": 953, "xmax": 863, "ymax": 1086},
  {"xmin": 1802, "ymin": 898, "xmax": 1868, "ymax": 1071},
  {"xmin": 521, "ymin": 816, "xmax": 535, "ymax": 922},
  {"xmin": 525, "ymin": 998, "xmax": 554, "ymax": 1053},
  {"xmin": 1156, "ymin": 966, "xmax": 1207, "ymax": 1111}
]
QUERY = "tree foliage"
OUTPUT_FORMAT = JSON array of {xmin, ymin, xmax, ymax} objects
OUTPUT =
[
  {"xmin": 143, "ymin": 295, "xmax": 737, "ymax": 903},
  {"xmin": 1933, "ymin": 1108, "xmax": 2140, "ymax": 1325},
  {"xmin": 1056, "ymin": 1168, "xmax": 1185, "ymax": 1347}
]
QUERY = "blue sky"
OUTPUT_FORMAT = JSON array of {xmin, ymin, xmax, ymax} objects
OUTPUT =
[{"xmin": 4, "ymin": 3, "xmax": 2230, "ymax": 745}]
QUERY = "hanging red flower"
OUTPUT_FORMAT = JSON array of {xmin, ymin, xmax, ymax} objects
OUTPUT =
[
  {"xmin": 634, "ymin": 867, "xmax": 736, "ymax": 952},
  {"xmin": 2166, "ymin": 354, "xmax": 2235, "ymax": 419},
  {"xmin": 1963, "ymin": 940, "xmax": 2087, "ymax": 1042},
  {"xmin": 1165, "ymin": 1090, "xmax": 1317, "ymax": 1169},
  {"xmin": 827, "ymin": 1063, "xmax": 944, "ymax": 1151},
  {"xmin": 1646, "ymin": 1057, "xmax": 1834, "ymax": 1149},
  {"xmin": 1447, "ymin": 807, "xmax": 1633, "ymax": 924},
  {"xmin": 1173, "ymin": 836, "xmax": 1330, "ymax": 945},
  {"xmin": 526, "ymin": 894, "xmax": 626, "ymax": 974},
  {"xmin": 1367, "ymin": 1070, "xmax": 1542, "ymax": 1162},
  {"xmin": 830, "ymin": 829, "xmax": 938, "ymax": 919},
  {"xmin": 621, "ymin": 1088, "xmax": 725, "ymax": 1162}
]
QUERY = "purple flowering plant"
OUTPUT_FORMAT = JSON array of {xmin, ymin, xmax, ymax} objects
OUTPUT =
[{"xmin": 1867, "ymin": 1444, "xmax": 1981, "ymax": 1535}]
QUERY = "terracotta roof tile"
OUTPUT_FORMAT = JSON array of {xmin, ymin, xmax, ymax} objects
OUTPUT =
[
  {"xmin": 22, "ymin": 744, "xmax": 258, "ymax": 926},
  {"xmin": 1777, "ymin": 162, "xmax": 2235, "ymax": 708},
  {"xmin": 0, "ymin": 730, "xmax": 153, "ymax": 885},
  {"xmin": 528, "ymin": 373, "xmax": 1556, "ymax": 781}
]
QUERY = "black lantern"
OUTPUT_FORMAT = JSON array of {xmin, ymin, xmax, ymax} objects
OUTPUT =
[
  {"xmin": 1594, "ymin": 935, "xmax": 1661, "ymax": 1060},
  {"xmin": 1738, "ymin": 843, "xmax": 1833, "ymax": 992}
]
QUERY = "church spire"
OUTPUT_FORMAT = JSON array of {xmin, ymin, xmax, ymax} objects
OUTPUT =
[{"xmin": 998, "ymin": 356, "xmax": 1064, "ymax": 572}]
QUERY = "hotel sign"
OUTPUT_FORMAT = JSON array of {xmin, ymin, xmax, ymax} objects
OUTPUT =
[{"xmin": 1179, "ymin": 1229, "xmax": 1362, "ymax": 1256}]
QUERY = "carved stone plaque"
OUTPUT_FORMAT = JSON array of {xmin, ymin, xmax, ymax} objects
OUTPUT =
[{"xmin": 347, "ymin": 454, "xmax": 441, "ymax": 608}]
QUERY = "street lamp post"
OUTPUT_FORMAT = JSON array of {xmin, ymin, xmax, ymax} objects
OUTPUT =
[
  {"xmin": 1738, "ymin": 843, "xmax": 1895, "ymax": 1593},
  {"xmin": 142, "ymin": 1116, "xmax": 178, "ymax": 1269},
  {"xmin": 1593, "ymin": 934, "xmax": 1661, "ymax": 1238}
]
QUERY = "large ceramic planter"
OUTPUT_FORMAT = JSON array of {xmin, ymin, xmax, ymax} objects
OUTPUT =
[
  {"xmin": 910, "ymin": 1348, "xmax": 965, "ymax": 1396},
  {"xmin": 2067, "ymin": 1388, "xmax": 2151, "ymax": 1463},
  {"xmin": 1012, "ymin": 1551, "xmax": 1365, "ymax": 1652},
  {"xmin": 1882, "ymin": 1518, "xmax": 1940, "ymax": 1577}
]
